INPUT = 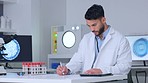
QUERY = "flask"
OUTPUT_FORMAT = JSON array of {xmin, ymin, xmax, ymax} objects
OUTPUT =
[
  {"xmin": 6, "ymin": 17, "xmax": 12, "ymax": 29},
  {"xmin": 0, "ymin": 16, "xmax": 6, "ymax": 29}
]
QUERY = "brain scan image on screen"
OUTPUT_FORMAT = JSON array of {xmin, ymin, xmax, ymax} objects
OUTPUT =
[
  {"xmin": 1, "ymin": 39, "xmax": 20, "ymax": 60},
  {"xmin": 133, "ymin": 38, "xmax": 148, "ymax": 57},
  {"xmin": 126, "ymin": 35, "xmax": 148, "ymax": 60}
]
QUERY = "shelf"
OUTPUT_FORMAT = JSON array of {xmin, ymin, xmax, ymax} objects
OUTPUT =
[
  {"xmin": 0, "ymin": 28, "xmax": 16, "ymax": 33},
  {"xmin": 0, "ymin": 0, "xmax": 17, "ymax": 4},
  {"xmin": 48, "ymin": 54, "xmax": 73, "ymax": 59}
]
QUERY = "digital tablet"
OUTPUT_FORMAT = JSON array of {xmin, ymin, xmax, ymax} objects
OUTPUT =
[{"xmin": 80, "ymin": 73, "xmax": 113, "ymax": 77}]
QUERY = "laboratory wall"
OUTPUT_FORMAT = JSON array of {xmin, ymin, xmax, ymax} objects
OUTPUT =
[
  {"xmin": 3, "ymin": 0, "xmax": 66, "ymax": 65},
  {"xmin": 3, "ymin": 0, "xmax": 40, "ymax": 62},
  {"xmin": 66, "ymin": 0, "xmax": 148, "ymax": 35},
  {"xmin": 40, "ymin": 0, "xmax": 66, "ymax": 64}
]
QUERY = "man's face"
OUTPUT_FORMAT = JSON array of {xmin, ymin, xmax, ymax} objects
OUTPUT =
[{"xmin": 86, "ymin": 18, "xmax": 105, "ymax": 36}]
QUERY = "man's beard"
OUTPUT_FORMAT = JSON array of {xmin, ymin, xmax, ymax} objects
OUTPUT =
[{"xmin": 92, "ymin": 25, "xmax": 105, "ymax": 36}]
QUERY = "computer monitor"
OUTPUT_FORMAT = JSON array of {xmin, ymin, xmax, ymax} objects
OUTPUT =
[
  {"xmin": 126, "ymin": 35, "xmax": 148, "ymax": 61},
  {"xmin": 0, "ymin": 35, "xmax": 32, "ymax": 62}
]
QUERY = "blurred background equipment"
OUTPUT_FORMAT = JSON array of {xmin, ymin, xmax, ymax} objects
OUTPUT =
[{"xmin": 0, "ymin": 37, "xmax": 7, "ymax": 56}]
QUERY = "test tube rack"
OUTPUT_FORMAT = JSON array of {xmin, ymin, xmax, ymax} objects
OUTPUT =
[{"xmin": 22, "ymin": 62, "xmax": 47, "ymax": 75}]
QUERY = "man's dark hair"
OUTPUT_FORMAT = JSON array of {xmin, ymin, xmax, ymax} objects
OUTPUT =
[{"xmin": 85, "ymin": 4, "xmax": 104, "ymax": 20}]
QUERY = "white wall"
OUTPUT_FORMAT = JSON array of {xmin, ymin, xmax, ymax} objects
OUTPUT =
[
  {"xmin": 4, "ymin": 0, "xmax": 32, "ymax": 35},
  {"xmin": 3, "ymin": 0, "xmax": 66, "ymax": 66},
  {"xmin": 31, "ymin": 0, "xmax": 41, "ymax": 62},
  {"xmin": 40, "ymin": 0, "xmax": 66, "ymax": 64},
  {"xmin": 3, "ymin": 0, "xmax": 41, "ymax": 62},
  {"xmin": 66, "ymin": 0, "xmax": 148, "ymax": 35}
]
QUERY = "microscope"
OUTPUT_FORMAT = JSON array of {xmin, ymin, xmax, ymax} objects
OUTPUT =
[
  {"xmin": 0, "ymin": 38, "xmax": 7, "ymax": 75},
  {"xmin": 0, "ymin": 34, "xmax": 16, "ymax": 56},
  {"xmin": 0, "ymin": 38, "xmax": 4, "ymax": 48},
  {"xmin": 0, "ymin": 38, "xmax": 7, "ymax": 56}
]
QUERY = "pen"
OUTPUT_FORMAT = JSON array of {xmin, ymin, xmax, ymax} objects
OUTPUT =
[{"xmin": 60, "ymin": 62, "xmax": 65, "ymax": 75}]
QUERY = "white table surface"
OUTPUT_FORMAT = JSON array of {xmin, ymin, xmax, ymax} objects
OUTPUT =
[{"xmin": 0, "ymin": 73, "xmax": 127, "ymax": 83}]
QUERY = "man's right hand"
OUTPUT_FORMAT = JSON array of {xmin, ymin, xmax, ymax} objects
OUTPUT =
[{"xmin": 56, "ymin": 65, "xmax": 69, "ymax": 76}]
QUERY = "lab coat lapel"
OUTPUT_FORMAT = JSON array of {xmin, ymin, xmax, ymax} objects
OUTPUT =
[
  {"xmin": 100, "ymin": 28, "xmax": 114, "ymax": 50},
  {"xmin": 89, "ymin": 34, "xmax": 96, "ymax": 69}
]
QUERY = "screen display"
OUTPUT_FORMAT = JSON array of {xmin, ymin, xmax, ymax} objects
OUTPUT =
[
  {"xmin": 0, "ymin": 35, "xmax": 32, "ymax": 62},
  {"xmin": 126, "ymin": 35, "xmax": 148, "ymax": 60}
]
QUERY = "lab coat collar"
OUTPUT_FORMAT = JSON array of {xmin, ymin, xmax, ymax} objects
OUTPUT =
[
  {"xmin": 88, "ymin": 27, "xmax": 115, "ymax": 69},
  {"xmin": 100, "ymin": 27, "xmax": 115, "ymax": 50},
  {"xmin": 90, "ymin": 27, "xmax": 115, "ymax": 51}
]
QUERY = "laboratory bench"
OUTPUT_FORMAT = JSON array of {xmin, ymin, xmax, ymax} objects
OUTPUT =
[{"xmin": 0, "ymin": 73, "xmax": 127, "ymax": 83}]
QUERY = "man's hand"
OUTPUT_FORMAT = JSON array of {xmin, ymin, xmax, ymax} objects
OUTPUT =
[
  {"xmin": 84, "ymin": 68, "xmax": 102, "ymax": 74},
  {"xmin": 56, "ymin": 65, "xmax": 69, "ymax": 76}
]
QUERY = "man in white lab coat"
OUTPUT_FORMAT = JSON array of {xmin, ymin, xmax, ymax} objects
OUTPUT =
[{"xmin": 56, "ymin": 4, "xmax": 132, "ymax": 75}]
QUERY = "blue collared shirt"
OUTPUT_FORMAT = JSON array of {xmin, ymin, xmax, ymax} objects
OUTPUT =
[
  {"xmin": 95, "ymin": 25, "xmax": 110, "ymax": 50},
  {"xmin": 92, "ymin": 25, "xmax": 110, "ymax": 68}
]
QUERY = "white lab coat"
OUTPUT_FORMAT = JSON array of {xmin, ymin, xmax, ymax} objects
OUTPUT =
[{"xmin": 66, "ymin": 27, "xmax": 132, "ymax": 75}]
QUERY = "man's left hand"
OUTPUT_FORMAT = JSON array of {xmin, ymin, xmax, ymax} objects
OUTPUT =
[{"xmin": 84, "ymin": 68, "xmax": 102, "ymax": 74}]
